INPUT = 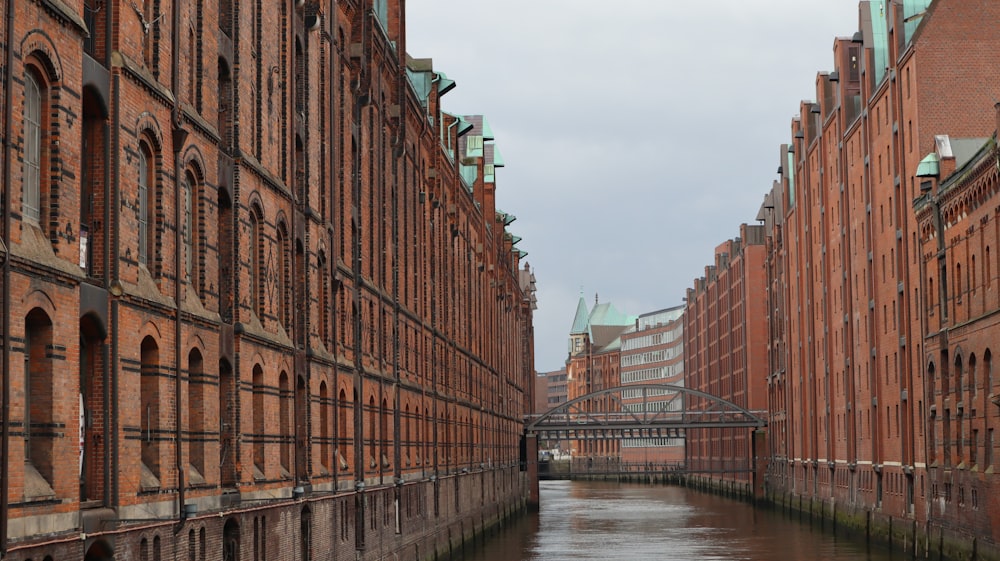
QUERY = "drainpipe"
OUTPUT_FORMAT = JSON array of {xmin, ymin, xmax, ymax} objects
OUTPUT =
[
  {"xmin": 328, "ymin": 0, "xmax": 339, "ymax": 488},
  {"xmin": 351, "ymin": 2, "xmax": 372, "ymax": 547},
  {"xmin": 170, "ymin": 0, "xmax": 187, "ymax": 524},
  {"xmin": 391, "ymin": 0, "xmax": 405, "ymax": 489},
  {"xmin": 290, "ymin": 1, "xmax": 299, "ymax": 487},
  {"xmin": 101, "ymin": 0, "xmax": 113, "ymax": 507},
  {"xmin": 1, "ymin": 0, "xmax": 15, "ymax": 552},
  {"xmin": 110, "ymin": 73, "xmax": 122, "ymax": 511}
]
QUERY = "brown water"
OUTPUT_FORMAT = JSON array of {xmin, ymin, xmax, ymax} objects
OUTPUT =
[{"xmin": 463, "ymin": 480, "xmax": 900, "ymax": 561}]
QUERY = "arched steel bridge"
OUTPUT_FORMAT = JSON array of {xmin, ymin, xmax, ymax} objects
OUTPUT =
[{"xmin": 525, "ymin": 383, "xmax": 767, "ymax": 441}]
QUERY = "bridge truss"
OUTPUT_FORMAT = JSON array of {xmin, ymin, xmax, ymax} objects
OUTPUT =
[{"xmin": 525, "ymin": 383, "xmax": 766, "ymax": 441}]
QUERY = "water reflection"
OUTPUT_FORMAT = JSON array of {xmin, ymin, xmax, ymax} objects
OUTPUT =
[{"xmin": 463, "ymin": 481, "xmax": 899, "ymax": 561}]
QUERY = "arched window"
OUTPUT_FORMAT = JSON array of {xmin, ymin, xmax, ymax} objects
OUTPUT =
[
  {"xmin": 319, "ymin": 251, "xmax": 330, "ymax": 348},
  {"xmin": 404, "ymin": 404, "xmax": 411, "ymax": 466},
  {"xmin": 24, "ymin": 308, "xmax": 55, "ymax": 497},
  {"xmin": 368, "ymin": 396, "xmax": 377, "ymax": 468},
  {"xmin": 928, "ymin": 276, "xmax": 934, "ymax": 315},
  {"xmin": 199, "ymin": 527, "xmax": 206, "ymax": 561},
  {"xmin": 141, "ymin": 336, "xmax": 161, "ymax": 484},
  {"xmin": 80, "ymin": 314, "xmax": 107, "ymax": 503},
  {"xmin": 276, "ymin": 223, "xmax": 290, "ymax": 334},
  {"xmin": 22, "ymin": 68, "xmax": 44, "ymax": 225},
  {"xmin": 986, "ymin": 350, "xmax": 994, "ymax": 397},
  {"xmin": 987, "ymin": 247, "xmax": 992, "ymax": 289},
  {"xmin": 188, "ymin": 348, "xmax": 205, "ymax": 482},
  {"xmin": 248, "ymin": 205, "xmax": 264, "ymax": 319},
  {"xmin": 970, "ymin": 353, "xmax": 978, "ymax": 398},
  {"xmin": 279, "ymin": 372, "xmax": 291, "ymax": 474},
  {"xmin": 319, "ymin": 381, "xmax": 330, "ymax": 471},
  {"xmin": 380, "ymin": 398, "xmax": 389, "ymax": 468},
  {"xmin": 219, "ymin": 359, "xmax": 237, "ymax": 486},
  {"xmin": 295, "ymin": 375, "xmax": 307, "ymax": 478},
  {"xmin": 184, "ymin": 169, "xmax": 197, "ymax": 277},
  {"xmin": 956, "ymin": 263, "xmax": 963, "ymax": 303},
  {"xmin": 138, "ymin": 141, "xmax": 155, "ymax": 268},
  {"xmin": 252, "ymin": 365, "xmax": 265, "ymax": 475},
  {"xmin": 301, "ymin": 507, "xmax": 312, "ymax": 561},
  {"xmin": 955, "ymin": 354, "xmax": 965, "ymax": 405},
  {"xmin": 338, "ymin": 388, "xmax": 349, "ymax": 471}
]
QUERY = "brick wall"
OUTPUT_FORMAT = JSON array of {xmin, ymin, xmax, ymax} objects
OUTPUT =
[{"xmin": 0, "ymin": 0, "xmax": 534, "ymax": 559}]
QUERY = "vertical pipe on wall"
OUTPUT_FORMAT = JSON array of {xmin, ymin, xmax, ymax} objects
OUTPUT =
[
  {"xmin": 171, "ymin": 0, "xmax": 187, "ymax": 522},
  {"xmin": 1, "ymin": 0, "xmax": 15, "ymax": 552},
  {"xmin": 110, "ymin": 67, "xmax": 123, "ymax": 512},
  {"xmin": 328, "ymin": 0, "xmax": 340, "ymax": 489}
]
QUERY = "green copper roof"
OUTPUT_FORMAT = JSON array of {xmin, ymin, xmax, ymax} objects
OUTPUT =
[
  {"xmin": 436, "ymin": 71, "xmax": 456, "ymax": 96},
  {"xmin": 916, "ymin": 152, "xmax": 939, "ymax": 177},
  {"xmin": 869, "ymin": 2, "xmax": 889, "ymax": 85},
  {"xmin": 903, "ymin": 0, "xmax": 931, "ymax": 45},
  {"xmin": 405, "ymin": 68, "xmax": 432, "ymax": 106},
  {"xmin": 481, "ymin": 117, "xmax": 495, "ymax": 141},
  {"xmin": 460, "ymin": 163, "xmax": 477, "ymax": 186},
  {"xmin": 457, "ymin": 116, "xmax": 474, "ymax": 137},
  {"xmin": 588, "ymin": 302, "xmax": 633, "ymax": 329},
  {"xmin": 570, "ymin": 296, "xmax": 590, "ymax": 335},
  {"xmin": 491, "ymin": 144, "xmax": 505, "ymax": 167}
]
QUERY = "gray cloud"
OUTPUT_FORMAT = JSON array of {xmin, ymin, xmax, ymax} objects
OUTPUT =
[{"xmin": 407, "ymin": 0, "xmax": 860, "ymax": 372}]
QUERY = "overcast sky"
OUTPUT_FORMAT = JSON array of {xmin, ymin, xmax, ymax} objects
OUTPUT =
[{"xmin": 405, "ymin": 1, "xmax": 863, "ymax": 373}]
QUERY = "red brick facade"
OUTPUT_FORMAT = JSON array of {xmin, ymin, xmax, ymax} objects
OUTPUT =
[
  {"xmin": 684, "ymin": 225, "xmax": 769, "ymax": 484},
  {"xmin": 758, "ymin": 0, "xmax": 1000, "ymax": 556},
  {"xmin": 0, "ymin": 1, "xmax": 535, "ymax": 560},
  {"xmin": 914, "ymin": 113, "xmax": 1000, "ymax": 552}
]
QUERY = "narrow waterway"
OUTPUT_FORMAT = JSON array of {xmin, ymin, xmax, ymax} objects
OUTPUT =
[{"xmin": 463, "ymin": 481, "xmax": 900, "ymax": 561}]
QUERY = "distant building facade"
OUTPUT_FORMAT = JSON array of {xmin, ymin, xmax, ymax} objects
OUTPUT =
[
  {"xmin": 535, "ymin": 367, "xmax": 569, "ymax": 414},
  {"xmin": 684, "ymin": 226, "xmax": 769, "ymax": 484},
  {"xmin": 566, "ymin": 295, "xmax": 633, "ymax": 462},
  {"xmin": 533, "ymin": 367, "xmax": 569, "ymax": 452},
  {"xmin": 620, "ymin": 306, "xmax": 685, "ymax": 465}
]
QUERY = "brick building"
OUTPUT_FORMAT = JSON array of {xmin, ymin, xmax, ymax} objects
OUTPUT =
[
  {"xmin": 758, "ymin": 0, "xmax": 1000, "ymax": 555},
  {"xmin": 684, "ymin": 225, "xmax": 769, "ymax": 484},
  {"xmin": 619, "ymin": 306, "xmax": 685, "ymax": 465},
  {"xmin": 533, "ymin": 367, "xmax": 568, "ymax": 415},
  {"xmin": 914, "ymin": 112, "xmax": 1000, "ymax": 549},
  {"xmin": 565, "ymin": 295, "xmax": 633, "ymax": 463},
  {"xmin": 532, "ymin": 367, "xmax": 567, "ymax": 453},
  {"xmin": 0, "ymin": 1, "xmax": 535, "ymax": 560}
]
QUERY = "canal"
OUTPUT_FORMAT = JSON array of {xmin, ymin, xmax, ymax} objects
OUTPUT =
[{"xmin": 462, "ymin": 480, "xmax": 900, "ymax": 561}]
